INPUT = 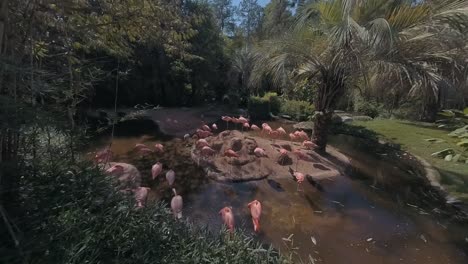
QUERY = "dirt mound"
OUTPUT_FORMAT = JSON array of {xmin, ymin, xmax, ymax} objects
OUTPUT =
[{"xmin": 191, "ymin": 130, "xmax": 350, "ymax": 182}]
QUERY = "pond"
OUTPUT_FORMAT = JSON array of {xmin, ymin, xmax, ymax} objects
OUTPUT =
[{"xmin": 87, "ymin": 118, "xmax": 468, "ymax": 264}]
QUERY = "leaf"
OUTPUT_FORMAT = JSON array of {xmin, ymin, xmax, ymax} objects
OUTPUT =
[
  {"xmin": 420, "ymin": 234, "xmax": 427, "ymax": 243},
  {"xmin": 311, "ymin": 236, "xmax": 317, "ymax": 245},
  {"xmin": 431, "ymin": 148, "xmax": 455, "ymax": 158},
  {"xmin": 456, "ymin": 140, "xmax": 468, "ymax": 148},
  {"xmin": 438, "ymin": 110, "xmax": 455, "ymax": 118}
]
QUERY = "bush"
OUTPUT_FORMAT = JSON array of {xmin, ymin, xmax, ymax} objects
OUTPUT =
[
  {"xmin": 279, "ymin": 99, "xmax": 315, "ymax": 121},
  {"xmin": 354, "ymin": 100, "xmax": 382, "ymax": 118},
  {"xmin": 248, "ymin": 92, "xmax": 281, "ymax": 120}
]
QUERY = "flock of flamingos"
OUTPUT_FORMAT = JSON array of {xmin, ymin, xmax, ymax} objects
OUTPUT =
[{"xmin": 94, "ymin": 115, "xmax": 317, "ymax": 233}]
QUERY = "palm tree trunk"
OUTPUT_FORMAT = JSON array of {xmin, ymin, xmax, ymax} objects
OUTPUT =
[{"xmin": 312, "ymin": 111, "xmax": 332, "ymax": 152}]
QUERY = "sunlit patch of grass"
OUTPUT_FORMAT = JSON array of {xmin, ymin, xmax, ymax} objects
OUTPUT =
[{"xmin": 348, "ymin": 119, "xmax": 468, "ymax": 202}]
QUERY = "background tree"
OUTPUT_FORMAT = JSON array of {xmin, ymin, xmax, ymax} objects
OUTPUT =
[
  {"xmin": 238, "ymin": 0, "xmax": 264, "ymax": 45},
  {"xmin": 261, "ymin": 0, "xmax": 293, "ymax": 38},
  {"xmin": 211, "ymin": 0, "xmax": 236, "ymax": 34}
]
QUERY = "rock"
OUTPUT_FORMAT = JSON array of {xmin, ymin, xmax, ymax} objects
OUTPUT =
[
  {"xmin": 342, "ymin": 116, "xmax": 353, "ymax": 123},
  {"xmin": 244, "ymin": 138, "xmax": 258, "ymax": 154},
  {"xmin": 453, "ymin": 154, "xmax": 461, "ymax": 162},
  {"xmin": 332, "ymin": 114, "xmax": 343, "ymax": 124},
  {"xmin": 230, "ymin": 137, "xmax": 243, "ymax": 151},
  {"xmin": 444, "ymin": 154, "xmax": 453, "ymax": 161},
  {"xmin": 293, "ymin": 121, "xmax": 314, "ymax": 131},
  {"xmin": 277, "ymin": 154, "xmax": 293, "ymax": 165},
  {"xmin": 280, "ymin": 114, "xmax": 292, "ymax": 120},
  {"xmin": 431, "ymin": 148, "xmax": 455, "ymax": 158},
  {"xmin": 352, "ymin": 115, "xmax": 373, "ymax": 121}
]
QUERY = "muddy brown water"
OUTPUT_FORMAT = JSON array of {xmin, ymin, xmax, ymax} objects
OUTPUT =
[{"xmin": 88, "ymin": 120, "xmax": 468, "ymax": 264}]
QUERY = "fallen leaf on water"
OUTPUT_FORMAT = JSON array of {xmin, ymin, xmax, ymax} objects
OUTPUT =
[
  {"xmin": 420, "ymin": 234, "xmax": 427, "ymax": 243},
  {"xmin": 311, "ymin": 236, "xmax": 317, "ymax": 245}
]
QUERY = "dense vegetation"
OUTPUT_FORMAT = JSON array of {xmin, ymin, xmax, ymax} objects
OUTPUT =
[{"xmin": 1, "ymin": 0, "xmax": 467, "ymax": 263}]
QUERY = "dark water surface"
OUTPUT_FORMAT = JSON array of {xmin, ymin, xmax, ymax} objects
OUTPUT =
[{"xmin": 88, "ymin": 120, "xmax": 468, "ymax": 264}]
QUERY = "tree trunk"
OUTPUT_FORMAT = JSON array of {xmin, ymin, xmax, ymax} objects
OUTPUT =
[{"xmin": 312, "ymin": 111, "xmax": 333, "ymax": 152}]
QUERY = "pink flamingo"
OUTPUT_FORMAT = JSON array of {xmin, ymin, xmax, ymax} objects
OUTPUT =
[
  {"xmin": 278, "ymin": 148, "xmax": 289, "ymax": 165},
  {"xmin": 219, "ymin": 207, "xmax": 235, "ymax": 233},
  {"xmin": 224, "ymin": 149, "xmax": 239, "ymax": 175},
  {"xmin": 251, "ymin": 124, "xmax": 260, "ymax": 131},
  {"xmin": 151, "ymin": 162, "xmax": 163, "ymax": 180},
  {"xmin": 137, "ymin": 147, "xmax": 154, "ymax": 156},
  {"xmin": 295, "ymin": 130, "xmax": 309, "ymax": 141},
  {"xmin": 293, "ymin": 171, "xmax": 305, "ymax": 191},
  {"xmin": 221, "ymin": 116, "xmax": 232, "ymax": 129},
  {"xmin": 276, "ymin": 127, "xmax": 287, "ymax": 137},
  {"xmin": 95, "ymin": 147, "xmax": 113, "ymax": 164},
  {"xmin": 242, "ymin": 122, "xmax": 250, "ymax": 131},
  {"xmin": 105, "ymin": 164, "xmax": 124, "ymax": 175},
  {"xmin": 199, "ymin": 146, "xmax": 215, "ymax": 165},
  {"xmin": 166, "ymin": 169, "xmax": 175, "ymax": 186},
  {"xmin": 171, "ymin": 188, "xmax": 183, "ymax": 219},
  {"xmin": 202, "ymin": 124, "xmax": 211, "ymax": 132},
  {"xmin": 293, "ymin": 149, "xmax": 309, "ymax": 170},
  {"xmin": 196, "ymin": 139, "xmax": 210, "ymax": 149},
  {"xmin": 254, "ymin": 147, "xmax": 267, "ymax": 158},
  {"xmin": 269, "ymin": 130, "xmax": 280, "ymax": 143},
  {"xmin": 261, "ymin": 123, "xmax": 272, "ymax": 135},
  {"xmin": 212, "ymin": 123, "xmax": 218, "ymax": 131},
  {"xmin": 238, "ymin": 116, "xmax": 249, "ymax": 131},
  {"xmin": 154, "ymin": 143, "xmax": 164, "ymax": 154},
  {"xmin": 134, "ymin": 186, "xmax": 150, "ymax": 208},
  {"xmin": 302, "ymin": 140, "xmax": 317, "ymax": 150},
  {"xmin": 247, "ymin": 200, "xmax": 262, "ymax": 233},
  {"xmin": 197, "ymin": 129, "xmax": 213, "ymax": 139},
  {"xmin": 289, "ymin": 133, "xmax": 299, "ymax": 142},
  {"xmin": 134, "ymin": 143, "xmax": 147, "ymax": 150}
]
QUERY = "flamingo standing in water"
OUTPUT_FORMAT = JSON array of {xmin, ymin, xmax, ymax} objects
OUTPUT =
[
  {"xmin": 247, "ymin": 200, "xmax": 262, "ymax": 232},
  {"xmin": 166, "ymin": 170, "xmax": 175, "ymax": 186},
  {"xmin": 151, "ymin": 162, "xmax": 163, "ymax": 180},
  {"xmin": 171, "ymin": 188, "xmax": 183, "ymax": 219},
  {"xmin": 219, "ymin": 207, "xmax": 235, "ymax": 233}
]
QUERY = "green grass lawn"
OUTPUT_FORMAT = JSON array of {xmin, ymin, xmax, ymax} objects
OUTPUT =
[{"xmin": 351, "ymin": 119, "xmax": 468, "ymax": 202}]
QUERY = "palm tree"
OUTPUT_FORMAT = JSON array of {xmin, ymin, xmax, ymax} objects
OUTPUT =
[{"xmin": 250, "ymin": 0, "xmax": 468, "ymax": 151}]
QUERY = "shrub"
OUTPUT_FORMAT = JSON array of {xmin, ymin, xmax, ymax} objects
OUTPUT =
[
  {"xmin": 279, "ymin": 99, "xmax": 315, "ymax": 121},
  {"xmin": 248, "ymin": 92, "xmax": 281, "ymax": 119},
  {"xmin": 354, "ymin": 100, "xmax": 382, "ymax": 118}
]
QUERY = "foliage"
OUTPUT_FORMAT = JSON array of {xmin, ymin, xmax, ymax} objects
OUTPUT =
[
  {"xmin": 279, "ymin": 99, "xmax": 315, "ymax": 121},
  {"xmin": 248, "ymin": 92, "xmax": 281, "ymax": 119},
  {"xmin": 353, "ymin": 98, "xmax": 383, "ymax": 118},
  {"xmin": 211, "ymin": 0, "xmax": 236, "ymax": 34},
  {"xmin": 238, "ymin": 0, "xmax": 264, "ymax": 43},
  {"xmin": 261, "ymin": 0, "xmax": 294, "ymax": 38}
]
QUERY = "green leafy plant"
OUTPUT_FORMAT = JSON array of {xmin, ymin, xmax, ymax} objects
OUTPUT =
[{"xmin": 279, "ymin": 99, "xmax": 315, "ymax": 121}]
